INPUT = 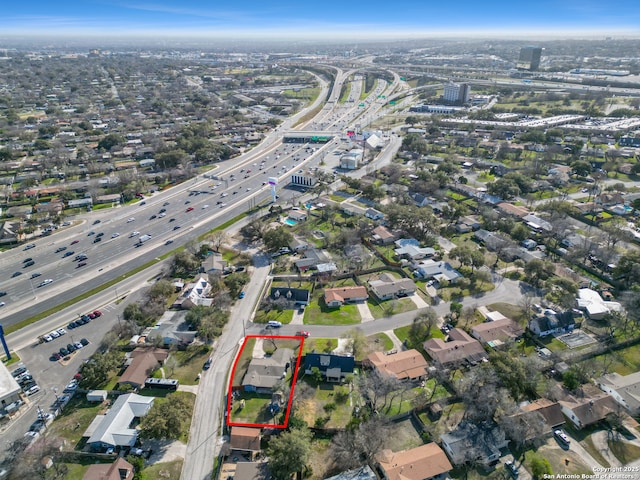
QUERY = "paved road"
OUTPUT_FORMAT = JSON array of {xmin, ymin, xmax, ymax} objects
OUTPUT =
[{"xmin": 181, "ymin": 254, "xmax": 271, "ymax": 480}]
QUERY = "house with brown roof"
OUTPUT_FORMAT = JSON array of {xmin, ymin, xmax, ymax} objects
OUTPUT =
[
  {"xmin": 559, "ymin": 391, "xmax": 620, "ymax": 429},
  {"xmin": 497, "ymin": 202, "xmax": 529, "ymax": 218},
  {"xmin": 365, "ymin": 349, "xmax": 429, "ymax": 381},
  {"xmin": 521, "ymin": 398, "xmax": 565, "ymax": 430},
  {"xmin": 424, "ymin": 328, "xmax": 487, "ymax": 368},
  {"xmin": 230, "ymin": 427, "xmax": 261, "ymax": 459},
  {"xmin": 118, "ymin": 347, "xmax": 169, "ymax": 389},
  {"xmin": 83, "ymin": 457, "xmax": 135, "ymax": 480},
  {"xmin": 471, "ymin": 318, "xmax": 524, "ymax": 346},
  {"xmin": 371, "ymin": 225, "xmax": 397, "ymax": 245},
  {"xmin": 375, "ymin": 443, "xmax": 452, "ymax": 480},
  {"xmin": 324, "ymin": 286, "xmax": 368, "ymax": 307}
]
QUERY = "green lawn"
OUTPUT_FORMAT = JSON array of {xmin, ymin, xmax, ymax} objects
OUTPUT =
[
  {"xmin": 294, "ymin": 379, "xmax": 357, "ymax": 429},
  {"xmin": 304, "ymin": 298, "xmax": 361, "ymax": 325},
  {"xmin": 367, "ymin": 297, "xmax": 416, "ymax": 319},
  {"xmin": 229, "ymin": 391, "xmax": 286, "ymax": 426},
  {"xmin": 169, "ymin": 344, "xmax": 212, "ymax": 385},
  {"xmin": 302, "ymin": 338, "xmax": 340, "ymax": 354},
  {"xmin": 141, "ymin": 459, "xmax": 184, "ymax": 480},
  {"xmin": 369, "ymin": 333, "xmax": 394, "ymax": 351},
  {"xmin": 232, "ymin": 338, "xmax": 256, "ymax": 387},
  {"xmin": 254, "ymin": 308, "xmax": 294, "ymax": 324},
  {"xmin": 46, "ymin": 397, "xmax": 107, "ymax": 449}
]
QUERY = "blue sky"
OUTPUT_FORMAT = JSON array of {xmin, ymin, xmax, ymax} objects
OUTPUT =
[{"xmin": 2, "ymin": 0, "xmax": 639, "ymax": 38}]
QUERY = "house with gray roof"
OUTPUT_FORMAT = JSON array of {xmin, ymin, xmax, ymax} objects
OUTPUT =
[
  {"xmin": 598, "ymin": 371, "xmax": 640, "ymax": 414},
  {"xmin": 440, "ymin": 421, "xmax": 508, "ymax": 466},
  {"xmin": 413, "ymin": 259, "xmax": 462, "ymax": 284},
  {"xmin": 242, "ymin": 348, "xmax": 295, "ymax": 394},
  {"xmin": 368, "ymin": 273, "xmax": 417, "ymax": 301}
]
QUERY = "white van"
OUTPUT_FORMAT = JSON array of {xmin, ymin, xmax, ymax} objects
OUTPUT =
[{"xmin": 267, "ymin": 321, "xmax": 282, "ymax": 328}]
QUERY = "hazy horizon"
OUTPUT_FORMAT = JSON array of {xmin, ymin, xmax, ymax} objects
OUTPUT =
[{"xmin": 2, "ymin": 0, "xmax": 639, "ymax": 42}]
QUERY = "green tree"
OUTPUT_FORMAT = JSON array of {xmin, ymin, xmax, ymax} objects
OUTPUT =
[
  {"xmin": 407, "ymin": 308, "xmax": 438, "ymax": 347},
  {"xmin": 171, "ymin": 250, "xmax": 200, "ymax": 276},
  {"xmin": 263, "ymin": 227, "xmax": 293, "ymax": 253},
  {"xmin": 267, "ymin": 426, "xmax": 313, "ymax": 480},
  {"xmin": 511, "ymin": 223, "xmax": 530, "ymax": 242},
  {"xmin": 524, "ymin": 259, "xmax": 555, "ymax": 287},
  {"xmin": 97, "ymin": 133, "xmax": 124, "ymax": 151},
  {"xmin": 530, "ymin": 455, "xmax": 553, "ymax": 479},
  {"xmin": 139, "ymin": 393, "xmax": 194, "ymax": 440},
  {"xmin": 344, "ymin": 328, "xmax": 367, "ymax": 360}
]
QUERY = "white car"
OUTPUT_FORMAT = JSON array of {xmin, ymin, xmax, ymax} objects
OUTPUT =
[
  {"xmin": 554, "ymin": 429, "xmax": 571, "ymax": 445},
  {"xmin": 49, "ymin": 330, "xmax": 60, "ymax": 338},
  {"xmin": 43, "ymin": 334, "xmax": 53, "ymax": 342},
  {"xmin": 221, "ymin": 192, "xmax": 228, "ymax": 197},
  {"xmin": 158, "ymin": 212, "xmax": 166, "ymax": 218},
  {"xmin": 24, "ymin": 431, "xmax": 40, "ymax": 441},
  {"xmin": 129, "ymin": 231, "xmax": 140, "ymax": 238},
  {"xmin": 74, "ymin": 342, "xmax": 84, "ymax": 350},
  {"xmin": 111, "ymin": 232, "xmax": 120, "ymax": 238},
  {"xmin": 202, "ymin": 204, "xmax": 209, "ymax": 209},
  {"xmin": 127, "ymin": 217, "xmax": 135, "ymax": 223},
  {"xmin": 38, "ymin": 279, "xmax": 53, "ymax": 287},
  {"xmin": 56, "ymin": 328, "xmax": 66, "ymax": 336},
  {"xmin": 219, "ymin": 203, "xmax": 226, "ymax": 208},
  {"xmin": 0, "ymin": 302, "xmax": 5, "ymax": 308},
  {"xmin": 25, "ymin": 385, "xmax": 40, "ymax": 396}
]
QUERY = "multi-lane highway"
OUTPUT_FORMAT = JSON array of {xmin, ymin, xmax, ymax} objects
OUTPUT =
[{"xmin": 0, "ymin": 67, "xmax": 406, "ymax": 329}]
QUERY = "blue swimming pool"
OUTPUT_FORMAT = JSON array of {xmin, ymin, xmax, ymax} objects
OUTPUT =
[{"xmin": 284, "ymin": 219, "xmax": 297, "ymax": 226}]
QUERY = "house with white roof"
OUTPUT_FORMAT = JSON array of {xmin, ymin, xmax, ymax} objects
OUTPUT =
[
  {"xmin": 576, "ymin": 288, "xmax": 622, "ymax": 320},
  {"xmin": 597, "ymin": 371, "xmax": 640, "ymax": 414},
  {"xmin": 85, "ymin": 393, "xmax": 154, "ymax": 451}
]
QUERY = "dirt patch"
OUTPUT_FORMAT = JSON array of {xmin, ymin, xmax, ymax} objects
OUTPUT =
[
  {"xmin": 384, "ymin": 418, "xmax": 423, "ymax": 452},
  {"xmin": 534, "ymin": 442, "xmax": 592, "ymax": 476}
]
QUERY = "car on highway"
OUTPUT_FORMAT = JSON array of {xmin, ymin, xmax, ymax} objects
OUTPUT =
[
  {"xmin": 219, "ymin": 203, "xmax": 226, "ymax": 207},
  {"xmin": 159, "ymin": 212, "xmax": 166, "ymax": 218},
  {"xmin": 0, "ymin": 302, "xmax": 5, "ymax": 308},
  {"xmin": 0, "ymin": 292, "xmax": 6, "ymax": 297},
  {"xmin": 93, "ymin": 237, "xmax": 102, "ymax": 243},
  {"xmin": 37, "ymin": 279, "xmax": 53, "ymax": 288},
  {"xmin": 295, "ymin": 331, "xmax": 311, "ymax": 338},
  {"xmin": 220, "ymin": 192, "xmax": 228, "ymax": 197},
  {"xmin": 185, "ymin": 200, "xmax": 191, "ymax": 204},
  {"xmin": 173, "ymin": 226, "xmax": 181, "ymax": 230},
  {"xmin": 111, "ymin": 232, "xmax": 120, "ymax": 238},
  {"xmin": 129, "ymin": 231, "xmax": 140, "ymax": 238},
  {"xmin": 77, "ymin": 262, "xmax": 87, "ymax": 268},
  {"xmin": 75, "ymin": 254, "xmax": 88, "ymax": 261},
  {"xmin": 127, "ymin": 217, "xmax": 135, "ymax": 223},
  {"xmin": 186, "ymin": 207, "xmax": 194, "ymax": 212},
  {"xmin": 169, "ymin": 218, "xmax": 176, "ymax": 222},
  {"xmin": 93, "ymin": 219, "xmax": 101, "ymax": 225},
  {"xmin": 55, "ymin": 246, "xmax": 67, "ymax": 253},
  {"xmin": 238, "ymin": 291, "xmax": 245, "ymax": 299},
  {"xmin": 87, "ymin": 231, "xmax": 95, "ymax": 236},
  {"xmin": 11, "ymin": 271, "xmax": 22, "ymax": 278},
  {"xmin": 23, "ymin": 260, "xmax": 35, "ymax": 267},
  {"xmin": 163, "ymin": 201, "xmax": 170, "ymax": 206},
  {"xmin": 165, "ymin": 240, "xmax": 174, "ymax": 245},
  {"xmin": 96, "ymin": 232, "xmax": 104, "ymax": 237},
  {"xmin": 71, "ymin": 239, "xmax": 79, "ymax": 245},
  {"xmin": 30, "ymin": 272, "xmax": 41, "ymax": 279},
  {"xmin": 23, "ymin": 243, "xmax": 36, "ymax": 250},
  {"xmin": 202, "ymin": 204, "xmax": 209, "ymax": 209},
  {"xmin": 63, "ymin": 251, "xmax": 74, "ymax": 257},
  {"xmin": 149, "ymin": 215, "xmax": 157, "ymax": 220}
]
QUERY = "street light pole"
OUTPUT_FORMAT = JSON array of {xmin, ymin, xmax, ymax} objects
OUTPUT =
[{"xmin": 51, "ymin": 387, "xmax": 60, "ymax": 415}]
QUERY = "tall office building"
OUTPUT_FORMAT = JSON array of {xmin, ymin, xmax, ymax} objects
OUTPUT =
[
  {"xmin": 443, "ymin": 82, "xmax": 470, "ymax": 104},
  {"xmin": 517, "ymin": 46, "xmax": 542, "ymax": 71}
]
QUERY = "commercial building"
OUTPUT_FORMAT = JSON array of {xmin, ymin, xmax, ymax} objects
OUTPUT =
[
  {"xmin": 517, "ymin": 46, "xmax": 542, "ymax": 71},
  {"xmin": 443, "ymin": 82, "xmax": 470, "ymax": 104},
  {"xmin": 0, "ymin": 362, "xmax": 22, "ymax": 414}
]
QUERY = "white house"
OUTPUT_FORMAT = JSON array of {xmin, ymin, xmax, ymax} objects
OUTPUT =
[{"xmin": 598, "ymin": 372, "xmax": 640, "ymax": 414}]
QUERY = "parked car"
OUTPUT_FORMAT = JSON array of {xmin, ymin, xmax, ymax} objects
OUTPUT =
[
  {"xmin": 67, "ymin": 343, "xmax": 77, "ymax": 353},
  {"xmin": 295, "ymin": 331, "xmax": 311, "ymax": 338},
  {"xmin": 93, "ymin": 310, "xmax": 102, "ymax": 317},
  {"xmin": 11, "ymin": 366, "xmax": 28, "ymax": 377},
  {"xmin": 43, "ymin": 334, "xmax": 53, "ymax": 342},
  {"xmin": 57, "ymin": 328, "xmax": 66, "ymax": 336},
  {"xmin": 25, "ymin": 385, "xmax": 41, "ymax": 396},
  {"xmin": 554, "ymin": 429, "xmax": 571, "ymax": 445},
  {"xmin": 203, "ymin": 358, "xmax": 212, "ymax": 370},
  {"xmin": 59, "ymin": 348, "xmax": 69, "ymax": 356},
  {"xmin": 80, "ymin": 338, "xmax": 89, "ymax": 346}
]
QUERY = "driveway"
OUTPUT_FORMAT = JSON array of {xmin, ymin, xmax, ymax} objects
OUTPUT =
[
  {"xmin": 409, "ymin": 292, "xmax": 429, "ymax": 309},
  {"xmin": 357, "ymin": 301, "xmax": 375, "ymax": 322}
]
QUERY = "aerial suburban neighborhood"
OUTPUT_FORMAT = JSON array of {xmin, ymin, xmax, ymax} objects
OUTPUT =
[{"xmin": 1, "ymin": 24, "xmax": 640, "ymax": 480}]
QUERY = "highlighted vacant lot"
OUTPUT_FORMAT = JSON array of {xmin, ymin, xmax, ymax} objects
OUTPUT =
[{"xmin": 227, "ymin": 335, "xmax": 305, "ymax": 429}]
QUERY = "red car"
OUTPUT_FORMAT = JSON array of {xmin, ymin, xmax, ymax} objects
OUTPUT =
[
  {"xmin": 296, "ymin": 331, "xmax": 311, "ymax": 338},
  {"xmin": 88, "ymin": 312, "xmax": 96, "ymax": 319},
  {"xmin": 70, "ymin": 240, "xmax": 79, "ymax": 245},
  {"xmin": 93, "ymin": 310, "xmax": 102, "ymax": 317},
  {"xmin": 186, "ymin": 207, "xmax": 194, "ymax": 212}
]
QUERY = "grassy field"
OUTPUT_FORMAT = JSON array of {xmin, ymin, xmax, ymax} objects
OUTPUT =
[
  {"xmin": 141, "ymin": 459, "xmax": 184, "ymax": 480},
  {"xmin": 294, "ymin": 378, "xmax": 357, "ymax": 429},
  {"xmin": 369, "ymin": 333, "xmax": 394, "ymax": 351},
  {"xmin": 302, "ymin": 338, "xmax": 340, "ymax": 354},
  {"xmin": 254, "ymin": 308, "xmax": 294, "ymax": 324},
  {"xmin": 169, "ymin": 344, "xmax": 212, "ymax": 385},
  {"xmin": 367, "ymin": 297, "xmax": 416, "ymax": 319},
  {"xmin": 229, "ymin": 391, "xmax": 286, "ymax": 426},
  {"xmin": 304, "ymin": 299, "xmax": 361, "ymax": 325},
  {"xmin": 232, "ymin": 337, "xmax": 256, "ymax": 387}
]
